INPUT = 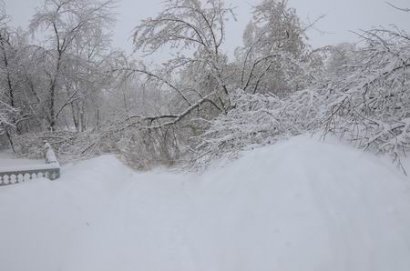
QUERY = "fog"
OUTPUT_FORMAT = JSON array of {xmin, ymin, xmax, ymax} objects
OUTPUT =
[{"xmin": 4, "ymin": 0, "xmax": 410, "ymax": 53}]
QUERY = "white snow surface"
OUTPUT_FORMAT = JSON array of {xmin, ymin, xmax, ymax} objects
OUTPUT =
[{"xmin": 1, "ymin": 136, "xmax": 410, "ymax": 271}]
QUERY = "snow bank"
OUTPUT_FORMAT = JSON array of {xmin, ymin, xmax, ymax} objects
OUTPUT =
[{"xmin": 1, "ymin": 136, "xmax": 410, "ymax": 271}]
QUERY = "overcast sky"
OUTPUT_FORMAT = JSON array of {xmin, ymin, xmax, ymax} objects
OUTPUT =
[{"xmin": 3, "ymin": 0, "xmax": 410, "ymax": 54}]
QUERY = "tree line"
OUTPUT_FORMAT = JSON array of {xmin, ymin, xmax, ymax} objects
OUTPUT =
[{"xmin": 0, "ymin": 0, "xmax": 409, "ymax": 170}]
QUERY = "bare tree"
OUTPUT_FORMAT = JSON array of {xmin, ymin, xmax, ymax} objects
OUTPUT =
[
  {"xmin": 30, "ymin": 0, "xmax": 115, "ymax": 131},
  {"xmin": 387, "ymin": 2, "xmax": 410, "ymax": 12},
  {"xmin": 0, "ymin": 3, "xmax": 19, "ymax": 149},
  {"xmin": 123, "ymin": 0, "xmax": 235, "ymax": 126}
]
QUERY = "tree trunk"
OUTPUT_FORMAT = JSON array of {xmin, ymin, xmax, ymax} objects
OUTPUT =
[
  {"xmin": 80, "ymin": 102, "xmax": 86, "ymax": 132},
  {"xmin": 48, "ymin": 51, "xmax": 63, "ymax": 132},
  {"xmin": 70, "ymin": 101, "xmax": 80, "ymax": 132},
  {"xmin": 0, "ymin": 33, "xmax": 21, "ymax": 135},
  {"xmin": 5, "ymin": 130, "xmax": 15, "ymax": 153}
]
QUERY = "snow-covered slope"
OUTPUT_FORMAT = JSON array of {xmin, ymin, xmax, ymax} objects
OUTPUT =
[{"xmin": 1, "ymin": 136, "xmax": 410, "ymax": 271}]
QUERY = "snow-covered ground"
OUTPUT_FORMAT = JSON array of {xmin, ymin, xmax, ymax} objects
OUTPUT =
[{"xmin": 1, "ymin": 136, "xmax": 410, "ymax": 271}]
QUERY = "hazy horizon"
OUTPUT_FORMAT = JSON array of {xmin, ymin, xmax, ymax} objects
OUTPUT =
[{"xmin": 4, "ymin": 0, "xmax": 410, "ymax": 54}]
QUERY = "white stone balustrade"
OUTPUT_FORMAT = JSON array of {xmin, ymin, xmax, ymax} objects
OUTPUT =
[
  {"xmin": 0, "ymin": 142, "xmax": 60, "ymax": 186},
  {"xmin": 0, "ymin": 166, "xmax": 60, "ymax": 186}
]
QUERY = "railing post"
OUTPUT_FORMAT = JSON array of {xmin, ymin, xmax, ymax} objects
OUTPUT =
[{"xmin": 43, "ymin": 141, "xmax": 58, "ymax": 164}]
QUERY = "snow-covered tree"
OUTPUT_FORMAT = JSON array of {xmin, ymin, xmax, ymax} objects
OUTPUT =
[
  {"xmin": 0, "ymin": 3, "xmax": 20, "ymax": 148},
  {"xmin": 29, "ymin": 0, "xmax": 115, "ymax": 131},
  {"xmin": 193, "ymin": 88, "xmax": 324, "ymax": 167},
  {"xmin": 234, "ymin": 0, "xmax": 308, "ymax": 96},
  {"xmin": 320, "ymin": 27, "xmax": 410, "ymax": 168},
  {"xmin": 130, "ymin": 0, "xmax": 235, "ymax": 119}
]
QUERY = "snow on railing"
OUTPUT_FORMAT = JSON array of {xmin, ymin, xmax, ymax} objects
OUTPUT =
[{"xmin": 0, "ymin": 142, "xmax": 61, "ymax": 187}]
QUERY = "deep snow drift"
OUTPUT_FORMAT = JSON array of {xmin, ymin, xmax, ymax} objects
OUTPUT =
[{"xmin": 1, "ymin": 136, "xmax": 410, "ymax": 271}]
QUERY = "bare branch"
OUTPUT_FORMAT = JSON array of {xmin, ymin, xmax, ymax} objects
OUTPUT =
[
  {"xmin": 386, "ymin": 2, "xmax": 410, "ymax": 12},
  {"xmin": 111, "ymin": 67, "xmax": 192, "ymax": 106}
]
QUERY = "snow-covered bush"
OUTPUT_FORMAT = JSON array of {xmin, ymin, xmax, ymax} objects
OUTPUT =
[
  {"xmin": 116, "ymin": 126, "xmax": 182, "ymax": 170},
  {"xmin": 321, "ymin": 28, "xmax": 410, "ymax": 167},
  {"xmin": 12, "ymin": 130, "xmax": 118, "ymax": 162},
  {"xmin": 194, "ymin": 88, "xmax": 325, "ymax": 166},
  {"xmin": 194, "ymin": 27, "xmax": 410, "ymax": 170},
  {"xmin": 12, "ymin": 124, "xmax": 183, "ymax": 170}
]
